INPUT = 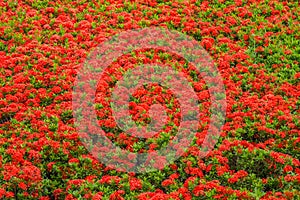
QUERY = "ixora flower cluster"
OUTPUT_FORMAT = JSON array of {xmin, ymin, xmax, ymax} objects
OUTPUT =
[{"xmin": 0, "ymin": 0, "xmax": 299, "ymax": 199}]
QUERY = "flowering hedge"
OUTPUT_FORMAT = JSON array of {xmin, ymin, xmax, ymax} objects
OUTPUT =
[{"xmin": 0, "ymin": 0, "xmax": 300, "ymax": 199}]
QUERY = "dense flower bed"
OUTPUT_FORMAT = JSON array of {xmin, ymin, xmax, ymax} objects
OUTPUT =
[{"xmin": 0, "ymin": 0, "xmax": 299, "ymax": 199}]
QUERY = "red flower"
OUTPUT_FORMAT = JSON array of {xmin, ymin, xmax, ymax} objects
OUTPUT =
[
  {"xmin": 109, "ymin": 190, "xmax": 125, "ymax": 200},
  {"xmin": 3, "ymin": 164, "xmax": 19, "ymax": 181},
  {"xmin": 53, "ymin": 189, "xmax": 63, "ymax": 198},
  {"xmin": 228, "ymin": 176, "xmax": 239, "ymax": 184},
  {"xmin": 68, "ymin": 158, "xmax": 80, "ymax": 164},
  {"xmin": 65, "ymin": 194, "xmax": 76, "ymax": 200},
  {"xmin": 47, "ymin": 162, "xmax": 55, "ymax": 171},
  {"xmin": 52, "ymin": 86, "xmax": 62, "ymax": 94},
  {"xmin": 255, "ymin": 46, "xmax": 264, "ymax": 52},
  {"xmin": 201, "ymin": 38, "xmax": 214, "ymax": 50},
  {"xmin": 161, "ymin": 179, "xmax": 174, "ymax": 187},
  {"xmin": 86, "ymin": 175, "xmax": 97, "ymax": 182},
  {"xmin": 20, "ymin": 165, "xmax": 42, "ymax": 183},
  {"xmin": 169, "ymin": 173, "xmax": 179, "ymax": 180},
  {"xmin": 6, "ymin": 192, "xmax": 14, "ymax": 198},
  {"xmin": 243, "ymin": 34, "xmax": 249, "ymax": 41},
  {"xmin": 99, "ymin": 175, "xmax": 121, "ymax": 185},
  {"xmin": 19, "ymin": 182, "xmax": 27, "ymax": 190},
  {"xmin": 283, "ymin": 165, "xmax": 293, "ymax": 173},
  {"xmin": 66, "ymin": 179, "xmax": 84, "ymax": 190},
  {"xmin": 216, "ymin": 166, "xmax": 228, "ymax": 176},
  {"xmin": 284, "ymin": 175, "xmax": 293, "ymax": 182},
  {"xmin": 92, "ymin": 192, "xmax": 103, "ymax": 200},
  {"xmin": 46, "ymin": 7, "xmax": 55, "ymax": 13},
  {"xmin": 129, "ymin": 178, "xmax": 142, "ymax": 191},
  {"xmin": 0, "ymin": 189, "xmax": 5, "ymax": 198}
]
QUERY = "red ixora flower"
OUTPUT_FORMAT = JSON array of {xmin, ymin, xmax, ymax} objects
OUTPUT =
[
  {"xmin": 20, "ymin": 165, "xmax": 42, "ymax": 183},
  {"xmin": 18, "ymin": 182, "xmax": 27, "ymax": 190},
  {"xmin": 109, "ymin": 190, "xmax": 125, "ymax": 200},
  {"xmin": 129, "ymin": 178, "xmax": 143, "ymax": 191},
  {"xmin": 201, "ymin": 37, "xmax": 214, "ymax": 50},
  {"xmin": 161, "ymin": 179, "xmax": 174, "ymax": 187},
  {"xmin": 92, "ymin": 192, "xmax": 103, "ymax": 200},
  {"xmin": 2, "ymin": 164, "xmax": 20, "ymax": 181}
]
